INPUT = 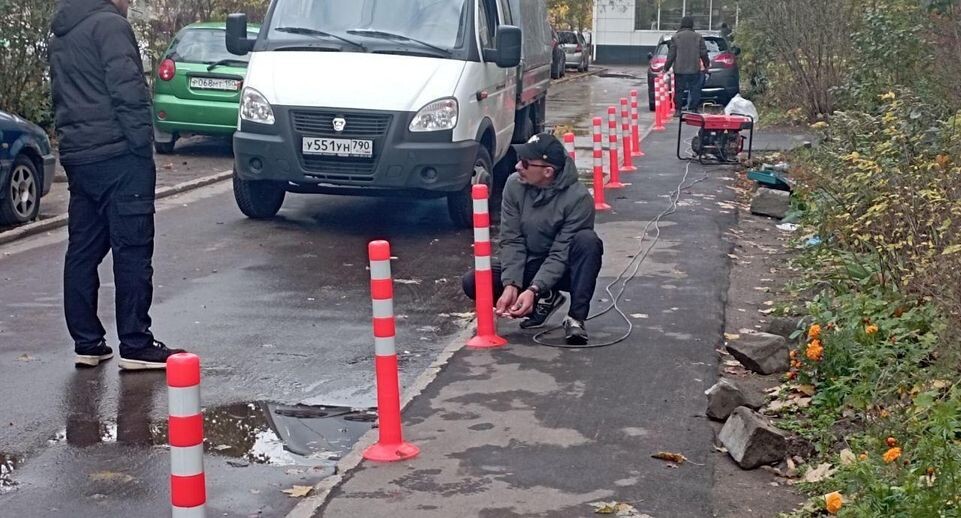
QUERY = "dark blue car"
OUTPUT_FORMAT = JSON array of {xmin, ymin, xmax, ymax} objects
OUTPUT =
[{"xmin": 0, "ymin": 110, "xmax": 56, "ymax": 225}]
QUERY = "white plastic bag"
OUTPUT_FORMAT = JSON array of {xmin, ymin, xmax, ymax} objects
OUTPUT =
[{"xmin": 724, "ymin": 94, "xmax": 759, "ymax": 122}]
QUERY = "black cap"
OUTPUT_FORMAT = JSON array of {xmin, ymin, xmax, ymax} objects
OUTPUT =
[{"xmin": 512, "ymin": 132, "xmax": 567, "ymax": 170}]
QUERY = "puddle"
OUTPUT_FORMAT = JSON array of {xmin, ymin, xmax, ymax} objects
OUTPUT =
[
  {"xmin": 46, "ymin": 402, "xmax": 376, "ymax": 468},
  {"xmin": 1, "ymin": 453, "xmax": 19, "ymax": 493}
]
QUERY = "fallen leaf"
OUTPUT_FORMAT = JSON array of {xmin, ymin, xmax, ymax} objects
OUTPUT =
[
  {"xmin": 840, "ymin": 449, "xmax": 857, "ymax": 466},
  {"xmin": 724, "ymin": 333, "xmax": 741, "ymax": 340},
  {"xmin": 630, "ymin": 314, "xmax": 649, "ymax": 319},
  {"xmin": 16, "ymin": 354, "xmax": 33, "ymax": 362},
  {"xmin": 797, "ymin": 384, "xmax": 816, "ymax": 397},
  {"xmin": 590, "ymin": 501, "xmax": 649, "ymax": 517},
  {"xmin": 759, "ymin": 308, "xmax": 776, "ymax": 315},
  {"xmin": 282, "ymin": 485, "xmax": 313, "ymax": 498},
  {"xmin": 713, "ymin": 445, "xmax": 729, "ymax": 453},
  {"xmin": 803, "ymin": 463, "xmax": 837, "ymax": 484},
  {"xmin": 723, "ymin": 360, "xmax": 742, "ymax": 368},
  {"xmin": 652, "ymin": 451, "xmax": 688, "ymax": 464},
  {"xmin": 763, "ymin": 300, "xmax": 775, "ymax": 306}
]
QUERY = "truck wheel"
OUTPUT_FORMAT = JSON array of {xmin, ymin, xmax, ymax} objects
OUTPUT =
[
  {"xmin": 447, "ymin": 147, "xmax": 493, "ymax": 229},
  {"xmin": 233, "ymin": 173, "xmax": 286, "ymax": 219},
  {"xmin": 0, "ymin": 155, "xmax": 40, "ymax": 225}
]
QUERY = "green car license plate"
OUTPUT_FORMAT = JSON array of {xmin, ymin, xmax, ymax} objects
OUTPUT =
[{"xmin": 189, "ymin": 77, "xmax": 241, "ymax": 91}]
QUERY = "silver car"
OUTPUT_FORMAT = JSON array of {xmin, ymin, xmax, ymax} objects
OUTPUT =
[{"xmin": 558, "ymin": 30, "xmax": 590, "ymax": 72}]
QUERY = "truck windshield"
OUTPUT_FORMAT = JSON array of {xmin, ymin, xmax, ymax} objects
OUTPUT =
[{"xmin": 266, "ymin": 0, "xmax": 469, "ymax": 53}]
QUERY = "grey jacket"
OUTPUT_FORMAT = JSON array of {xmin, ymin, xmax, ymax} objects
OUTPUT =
[
  {"xmin": 498, "ymin": 158, "xmax": 595, "ymax": 292},
  {"xmin": 665, "ymin": 28, "xmax": 710, "ymax": 75}
]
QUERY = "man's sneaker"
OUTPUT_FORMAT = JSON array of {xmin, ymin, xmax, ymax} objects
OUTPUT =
[
  {"xmin": 563, "ymin": 317, "xmax": 589, "ymax": 345},
  {"xmin": 519, "ymin": 291, "xmax": 567, "ymax": 329},
  {"xmin": 119, "ymin": 340, "xmax": 186, "ymax": 371},
  {"xmin": 75, "ymin": 340, "xmax": 114, "ymax": 367}
]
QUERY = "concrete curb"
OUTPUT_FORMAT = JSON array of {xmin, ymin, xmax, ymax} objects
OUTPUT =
[
  {"xmin": 552, "ymin": 66, "xmax": 607, "ymax": 86},
  {"xmin": 286, "ymin": 321, "xmax": 476, "ymax": 518},
  {"xmin": 0, "ymin": 169, "xmax": 233, "ymax": 246}
]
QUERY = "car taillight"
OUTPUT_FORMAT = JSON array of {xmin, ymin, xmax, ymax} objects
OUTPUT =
[
  {"xmin": 158, "ymin": 59, "xmax": 176, "ymax": 81},
  {"xmin": 713, "ymin": 52, "xmax": 736, "ymax": 68},
  {"xmin": 650, "ymin": 57, "xmax": 666, "ymax": 72}
]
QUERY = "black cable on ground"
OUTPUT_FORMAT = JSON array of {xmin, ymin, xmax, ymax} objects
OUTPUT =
[{"xmin": 533, "ymin": 161, "xmax": 712, "ymax": 349}]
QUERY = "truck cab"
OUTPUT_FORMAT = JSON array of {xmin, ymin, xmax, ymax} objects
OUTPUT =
[{"xmin": 226, "ymin": 0, "xmax": 552, "ymax": 227}]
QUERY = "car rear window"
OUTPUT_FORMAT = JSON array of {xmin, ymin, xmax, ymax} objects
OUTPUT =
[
  {"xmin": 557, "ymin": 32, "xmax": 578, "ymax": 44},
  {"xmin": 168, "ymin": 28, "xmax": 254, "ymax": 64}
]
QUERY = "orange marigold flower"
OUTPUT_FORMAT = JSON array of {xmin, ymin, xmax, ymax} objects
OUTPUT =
[
  {"xmin": 806, "ymin": 341, "xmax": 824, "ymax": 361},
  {"xmin": 790, "ymin": 350, "xmax": 797, "ymax": 360},
  {"xmin": 859, "ymin": 452, "xmax": 869, "ymax": 461},
  {"xmin": 883, "ymin": 447, "xmax": 902, "ymax": 464},
  {"xmin": 886, "ymin": 437, "xmax": 898, "ymax": 447},
  {"xmin": 866, "ymin": 324, "xmax": 879, "ymax": 335},
  {"xmin": 825, "ymin": 492, "xmax": 843, "ymax": 514},
  {"xmin": 808, "ymin": 324, "xmax": 822, "ymax": 340}
]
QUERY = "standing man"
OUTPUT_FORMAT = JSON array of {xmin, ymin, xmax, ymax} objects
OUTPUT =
[
  {"xmin": 462, "ymin": 133, "xmax": 604, "ymax": 345},
  {"xmin": 665, "ymin": 16, "xmax": 710, "ymax": 115},
  {"xmin": 50, "ymin": 0, "xmax": 185, "ymax": 369}
]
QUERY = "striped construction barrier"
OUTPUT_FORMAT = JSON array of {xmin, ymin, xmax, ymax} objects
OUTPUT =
[
  {"xmin": 592, "ymin": 117, "xmax": 611, "ymax": 212},
  {"xmin": 167, "ymin": 353, "xmax": 206, "ymax": 517},
  {"xmin": 467, "ymin": 185, "xmax": 508, "ymax": 349}
]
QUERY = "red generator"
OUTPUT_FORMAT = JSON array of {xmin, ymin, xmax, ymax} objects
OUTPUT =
[{"xmin": 676, "ymin": 112, "xmax": 754, "ymax": 164}]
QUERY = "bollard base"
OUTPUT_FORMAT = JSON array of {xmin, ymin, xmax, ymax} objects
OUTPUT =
[
  {"xmin": 467, "ymin": 334, "xmax": 508, "ymax": 349},
  {"xmin": 605, "ymin": 182, "xmax": 626, "ymax": 189},
  {"xmin": 363, "ymin": 441, "xmax": 420, "ymax": 462},
  {"xmin": 621, "ymin": 165, "xmax": 637, "ymax": 173},
  {"xmin": 632, "ymin": 150, "xmax": 645, "ymax": 158},
  {"xmin": 594, "ymin": 202, "xmax": 612, "ymax": 212}
]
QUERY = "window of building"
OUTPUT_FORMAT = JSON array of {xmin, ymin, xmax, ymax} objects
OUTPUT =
[{"xmin": 634, "ymin": 0, "xmax": 739, "ymax": 32}]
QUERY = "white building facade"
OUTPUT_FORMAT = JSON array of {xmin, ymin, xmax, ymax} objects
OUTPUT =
[{"xmin": 593, "ymin": 0, "xmax": 739, "ymax": 64}]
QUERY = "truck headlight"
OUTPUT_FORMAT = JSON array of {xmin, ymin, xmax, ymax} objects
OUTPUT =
[
  {"xmin": 409, "ymin": 98, "xmax": 458, "ymax": 132},
  {"xmin": 240, "ymin": 87, "xmax": 275, "ymax": 125}
]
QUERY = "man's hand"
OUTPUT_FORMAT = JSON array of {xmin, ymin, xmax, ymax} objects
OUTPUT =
[
  {"xmin": 495, "ymin": 285, "xmax": 520, "ymax": 317},
  {"xmin": 508, "ymin": 289, "xmax": 537, "ymax": 318}
]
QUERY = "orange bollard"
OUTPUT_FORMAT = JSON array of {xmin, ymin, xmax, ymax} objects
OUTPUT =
[
  {"xmin": 630, "ymin": 90, "xmax": 644, "ymax": 157},
  {"xmin": 606, "ymin": 107, "xmax": 624, "ymax": 189},
  {"xmin": 620, "ymin": 98, "xmax": 636, "ymax": 172},
  {"xmin": 467, "ymin": 185, "xmax": 508, "ymax": 349},
  {"xmin": 592, "ymin": 117, "xmax": 611, "ymax": 212},
  {"xmin": 364, "ymin": 241, "xmax": 420, "ymax": 462},
  {"xmin": 167, "ymin": 353, "xmax": 206, "ymax": 517},
  {"xmin": 653, "ymin": 76, "xmax": 666, "ymax": 132}
]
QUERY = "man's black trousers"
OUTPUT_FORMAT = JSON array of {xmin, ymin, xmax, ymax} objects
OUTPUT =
[
  {"xmin": 462, "ymin": 229, "xmax": 603, "ymax": 321},
  {"xmin": 63, "ymin": 152, "xmax": 156, "ymax": 354}
]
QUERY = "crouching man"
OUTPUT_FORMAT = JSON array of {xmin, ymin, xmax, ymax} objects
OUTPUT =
[{"xmin": 463, "ymin": 133, "xmax": 603, "ymax": 345}]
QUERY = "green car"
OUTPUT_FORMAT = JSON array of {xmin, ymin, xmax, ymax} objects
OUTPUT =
[{"xmin": 151, "ymin": 22, "xmax": 260, "ymax": 154}]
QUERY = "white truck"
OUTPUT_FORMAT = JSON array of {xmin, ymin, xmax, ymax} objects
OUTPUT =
[{"xmin": 226, "ymin": 0, "xmax": 553, "ymax": 227}]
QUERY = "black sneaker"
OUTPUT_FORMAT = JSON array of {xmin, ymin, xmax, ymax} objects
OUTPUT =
[
  {"xmin": 75, "ymin": 340, "xmax": 114, "ymax": 367},
  {"xmin": 519, "ymin": 291, "xmax": 567, "ymax": 329},
  {"xmin": 563, "ymin": 317, "xmax": 589, "ymax": 345},
  {"xmin": 119, "ymin": 340, "xmax": 186, "ymax": 371}
]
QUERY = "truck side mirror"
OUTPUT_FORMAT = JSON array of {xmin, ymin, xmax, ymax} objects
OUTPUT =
[
  {"xmin": 493, "ymin": 25, "xmax": 522, "ymax": 68},
  {"xmin": 226, "ymin": 13, "xmax": 255, "ymax": 56}
]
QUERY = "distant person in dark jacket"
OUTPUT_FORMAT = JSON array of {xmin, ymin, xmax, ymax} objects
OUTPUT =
[
  {"xmin": 665, "ymin": 16, "xmax": 710, "ymax": 115},
  {"xmin": 50, "ymin": 0, "xmax": 185, "ymax": 370},
  {"xmin": 462, "ymin": 133, "xmax": 604, "ymax": 345},
  {"xmin": 719, "ymin": 22, "xmax": 733, "ymax": 42}
]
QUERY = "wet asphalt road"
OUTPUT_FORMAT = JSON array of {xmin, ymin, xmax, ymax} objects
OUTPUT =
[{"xmin": 0, "ymin": 69, "xmax": 650, "ymax": 516}]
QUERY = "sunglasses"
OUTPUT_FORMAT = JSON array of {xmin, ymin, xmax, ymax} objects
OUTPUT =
[{"xmin": 520, "ymin": 159, "xmax": 553, "ymax": 170}]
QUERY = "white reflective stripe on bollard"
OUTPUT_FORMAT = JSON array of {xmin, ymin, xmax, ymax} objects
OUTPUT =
[
  {"xmin": 472, "ymin": 199, "xmax": 488, "ymax": 214},
  {"xmin": 172, "ymin": 505, "xmax": 206, "ymax": 518},
  {"xmin": 369, "ymin": 260, "xmax": 391, "ymax": 280},
  {"xmin": 170, "ymin": 444, "xmax": 205, "ymax": 477},
  {"xmin": 168, "ymin": 387, "xmax": 201, "ymax": 418},
  {"xmin": 374, "ymin": 336, "xmax": 396, "ymax": 357},
  {"xmin": 473, "ymin": 226, "xmax": 490, "ymax": 244},
  {"xmin": 371, "ymin": 298, "xmax": 393, "ymax": 319},
  {"xmin": 475, "ymin": 255, "xmax": 491, "ymax": 271}
]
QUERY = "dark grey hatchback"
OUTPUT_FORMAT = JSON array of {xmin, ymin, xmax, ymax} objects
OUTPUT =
[
  {"xmin": 647, "ymin": 34, "xmax": 740, "ymax": 111},
  {"xmin": 0, "ymin": 110, "xmax": 55, "ymax": 225}
]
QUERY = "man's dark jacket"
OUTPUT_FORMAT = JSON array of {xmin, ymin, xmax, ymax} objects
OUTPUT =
[
  {"xmin": 50, "ymin": 0, "xmax": 153, "ymax": 166},
  {"xmin": 665, "ymin": 27, "xmax": 710, "ymax": 75}
]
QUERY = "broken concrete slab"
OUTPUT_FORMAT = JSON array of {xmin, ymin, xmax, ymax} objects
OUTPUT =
[
  {"xmin": 705, "ymin": 378, "xmax": 767, "ymax": 421},
  {"xmin": 765, "ymin": 316, "xmax": 803, "ymax": 340},
  {"xmin": 750, "ymin": 188, "xmax": 791, "ymax": 219},
  {"xmin": 726, "ymin": 332, "xmax": 790, "ymax": 374},
  {"xmin": 718, "ymin": 407, "xmax": 788, "ymax": 469}
]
